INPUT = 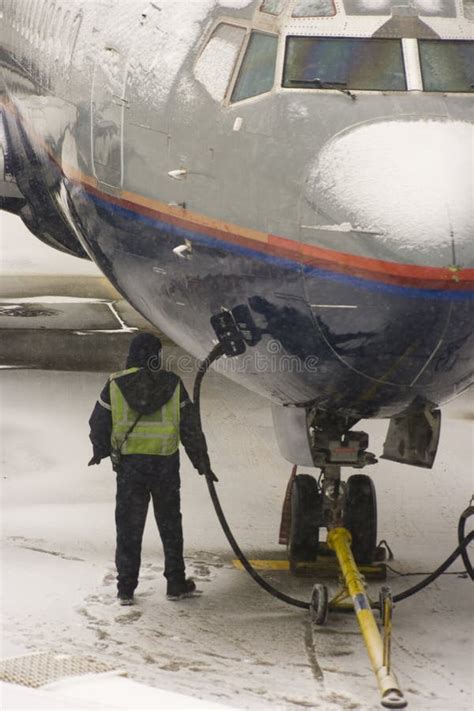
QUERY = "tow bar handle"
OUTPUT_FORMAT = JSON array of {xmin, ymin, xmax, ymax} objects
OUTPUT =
[{"xmin": 327, "ymin": 528, "xmax": 407, "ymax": 709}]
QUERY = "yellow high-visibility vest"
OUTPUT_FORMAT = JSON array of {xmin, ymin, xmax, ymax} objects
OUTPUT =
[{"xmin": 109, "ymin": 368, "xmax": 180, "ymax": 456}]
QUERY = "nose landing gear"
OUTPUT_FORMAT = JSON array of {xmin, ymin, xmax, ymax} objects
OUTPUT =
[
  {"xmin": 286, "ymin": 470, "xmax": 380, "ymax": 573},
  {"xmin": 285, "ymin": 429, "xmax": 407, "ymax": 709}
]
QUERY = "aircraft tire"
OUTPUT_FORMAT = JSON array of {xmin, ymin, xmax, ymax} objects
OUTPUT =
[
  {"xmin": 344, "ymin": 474, "xmax": 377, "ymax": 564},
  {"xmin": 288, "ymin": 474, "xmax": 321, "ymax": 572}
]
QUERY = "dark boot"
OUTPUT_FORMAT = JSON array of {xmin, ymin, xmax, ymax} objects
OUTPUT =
[
  {"xmin": 117, "ymin": 595, "xmax": 135, "ymax": 605},
  {"xmin": 117, "ymin": 590, "xmax": 135, "ymax": 606},
  {"xmin": 166, "ymin": 578, "xmax": 196, "ymax": 600}
]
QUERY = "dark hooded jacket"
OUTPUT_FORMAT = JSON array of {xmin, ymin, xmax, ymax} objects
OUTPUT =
[{"xmin": 89, "ymin": 333, "xmax": 210, "ymax": 473}]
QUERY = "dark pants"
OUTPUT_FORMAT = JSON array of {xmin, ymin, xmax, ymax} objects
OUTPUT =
[{"xmin": 115, "ymin": 453, "xmax": 185, "ymax": 595}]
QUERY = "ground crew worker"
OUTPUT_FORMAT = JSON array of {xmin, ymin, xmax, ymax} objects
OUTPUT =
[{"xmin": 88, "ymin": 332, "xmax": 215, "ymax": 606}]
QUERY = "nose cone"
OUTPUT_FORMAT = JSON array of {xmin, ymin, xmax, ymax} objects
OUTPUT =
[{"xmin": 307, "ymin": 119, "xmax": 474, "ymax": 266}]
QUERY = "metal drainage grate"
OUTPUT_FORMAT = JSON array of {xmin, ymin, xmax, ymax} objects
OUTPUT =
[
  {"xmin": 0, "ymin": 305, "xmax": 59, "ymax": 318},
  {"xmin": 0, "ymin": 651, "xmax": 118, "ymax": 688}
]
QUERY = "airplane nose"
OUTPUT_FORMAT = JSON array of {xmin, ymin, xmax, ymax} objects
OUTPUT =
[
  {"xmin": 302, "ymin": 119, "xmax": 473, "ymax": 393},
  {"xmin": 306, "ymin": 118, "xmax": 473, "ymax": 267}
]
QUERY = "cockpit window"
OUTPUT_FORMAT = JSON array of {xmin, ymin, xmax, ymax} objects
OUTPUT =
[
  {"xmin": 283, "ymin": 37, "xmax": 406, "ymax": 91},
  {"xmin": 194, "ymin": 23, "xmax": 246, "ymax": 102},
  {"xmin": 260, "ymin": 0, "xmax": 285, "ymax": 14},
  {"xmin": 464, "ymin": 0, "xmax": 474, "ymax": 21},
  {"xmin": 292, "ymin": 0, "xmax": 335, "ymax": 17},
  {"xmin": 343, "ymin": 0, "xmax": 456, "ymax": 17},
  {"xmin": 419, "ymin": 40, "xmax": 474, "ymax": 92},
  {"xmin": 231, "ymin": 32, "xmax": 278, "ymax": 102}
]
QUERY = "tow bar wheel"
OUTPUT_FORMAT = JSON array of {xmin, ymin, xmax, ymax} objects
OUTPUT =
[
  {"xmin": 310, "ymin": 583, "xmax": 329, "ymax": 626},
  {"xmin": 344, "ymin": 474, "xmax": 377, "ymax": 564},
  {"xmin": 288, "ymin": 474, "xmax": 321, "ymax": 572}
]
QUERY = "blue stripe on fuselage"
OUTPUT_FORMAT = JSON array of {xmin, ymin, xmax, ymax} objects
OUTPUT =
[{"xmin": 85, "ymin": 189, "xmax": 473, "ymax": 302}]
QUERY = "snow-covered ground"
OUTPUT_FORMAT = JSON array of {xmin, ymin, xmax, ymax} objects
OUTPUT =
[
  {"xmin": 1, "ymin": 366, "xmax": 473, "ymax": 711},
  {"xmin": 0, "ymin": 212, "xmax": 100, "ymax": 276}
]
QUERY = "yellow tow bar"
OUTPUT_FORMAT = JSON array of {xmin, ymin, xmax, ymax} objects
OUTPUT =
[{"xmin": 327, "ymin": 527, "xmax": 407, "ymax": 709}]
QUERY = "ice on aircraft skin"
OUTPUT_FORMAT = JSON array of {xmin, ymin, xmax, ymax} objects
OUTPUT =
[
  {"xmin": 220, "ymin": 0, "xmax": 255, "ymax": 6},
  {"xmin": 308, "ymin": 119, "xmax": 474, "ymax": 255},
  {"xmin": 194, "ymin": 26, "xmax": 247, "ymax": 102},
  {"xmin": 71, "ymin": 1, "xmax": 254, "ymax": 110}
]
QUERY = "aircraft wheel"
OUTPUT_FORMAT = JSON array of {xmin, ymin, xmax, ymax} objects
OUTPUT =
[
  {"xmin": 344, "ymin": 474, "xmax": 377, "ymax": 564},
  {"xmin": 310, "ymin": 584, "xmax": 329, "ymax": 626},
  {"xmin": 288, "ymin": 474, "xmax": 321, "ymax": 572}
]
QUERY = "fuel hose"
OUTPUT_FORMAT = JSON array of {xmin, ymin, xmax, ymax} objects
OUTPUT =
[
  {"xmin": 193, "ymin": 343, "xmax": 309, "ymax": 609},
  {"xmin": 193, "ymin": 344, "xmax": 474, "ymax": 610}
]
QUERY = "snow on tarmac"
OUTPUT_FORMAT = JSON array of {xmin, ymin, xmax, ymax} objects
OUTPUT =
[
  {"xmin": 0, "ymin": 212, "xmax": 100, "ymax": 276},
  {"xmin": 1, "ymin": 366, "xmax": 473, "ymax": 711}
]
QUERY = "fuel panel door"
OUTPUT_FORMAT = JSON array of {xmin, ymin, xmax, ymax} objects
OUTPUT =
[{"xmin": 91, "ymin": 46, "xmax": 128, "ymax": 192}]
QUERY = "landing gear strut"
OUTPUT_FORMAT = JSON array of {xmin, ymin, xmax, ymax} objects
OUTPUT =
[{"xmin": 287, "ymin": 427, "xmax": 407, "ymax": 708}]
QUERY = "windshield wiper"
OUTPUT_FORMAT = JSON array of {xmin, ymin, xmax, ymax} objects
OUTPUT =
[{"xmin": 289, "ymin": 77, "xmax": 356, "ymax": 100}]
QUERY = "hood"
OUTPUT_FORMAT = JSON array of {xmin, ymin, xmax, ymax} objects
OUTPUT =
[
  {"xmin": 126, "ymin": 332, "xmax": 162, "ymax": 370},
  {"xmin": 117, "ymin": 369, "xmax": 179, "ymax": 415}
]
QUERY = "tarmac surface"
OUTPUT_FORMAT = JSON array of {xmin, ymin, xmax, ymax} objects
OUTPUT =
[
  {"xmin": 1, "ymin": 274, "xmax": 473, "ymax": 710},
  {"xmin": 0, "ymin": 275, "xmax": 164, "ymax": 371}
]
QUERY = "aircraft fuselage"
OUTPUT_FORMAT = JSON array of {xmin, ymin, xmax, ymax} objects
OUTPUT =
[{"xmin": 1, "ymin": 0, "xmax": 473, "ymax": 420}]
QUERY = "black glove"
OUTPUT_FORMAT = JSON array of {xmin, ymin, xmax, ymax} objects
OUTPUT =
[
  {"xmin": 206, "ymin": 469, "xmax": 219, "ymax": 483},
  {"xmin": 197, "ymin": 463, "xmax": 218, "ymax": 482},
  {"xmin": 88, "ymin": 455, "xmax": 102, "ymax": 466},
  {"xmin": 196, "ymin": 453, "xmax": 209, "ymax": 476}
]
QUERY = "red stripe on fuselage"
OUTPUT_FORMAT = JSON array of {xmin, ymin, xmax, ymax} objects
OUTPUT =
[
  {"xmin": 83, "ymin": 181, "xmax": 473, "ymax": 291},
  {"xmin": 4, "ymin": 98, "xmax": 474, "ymax": 292}
]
